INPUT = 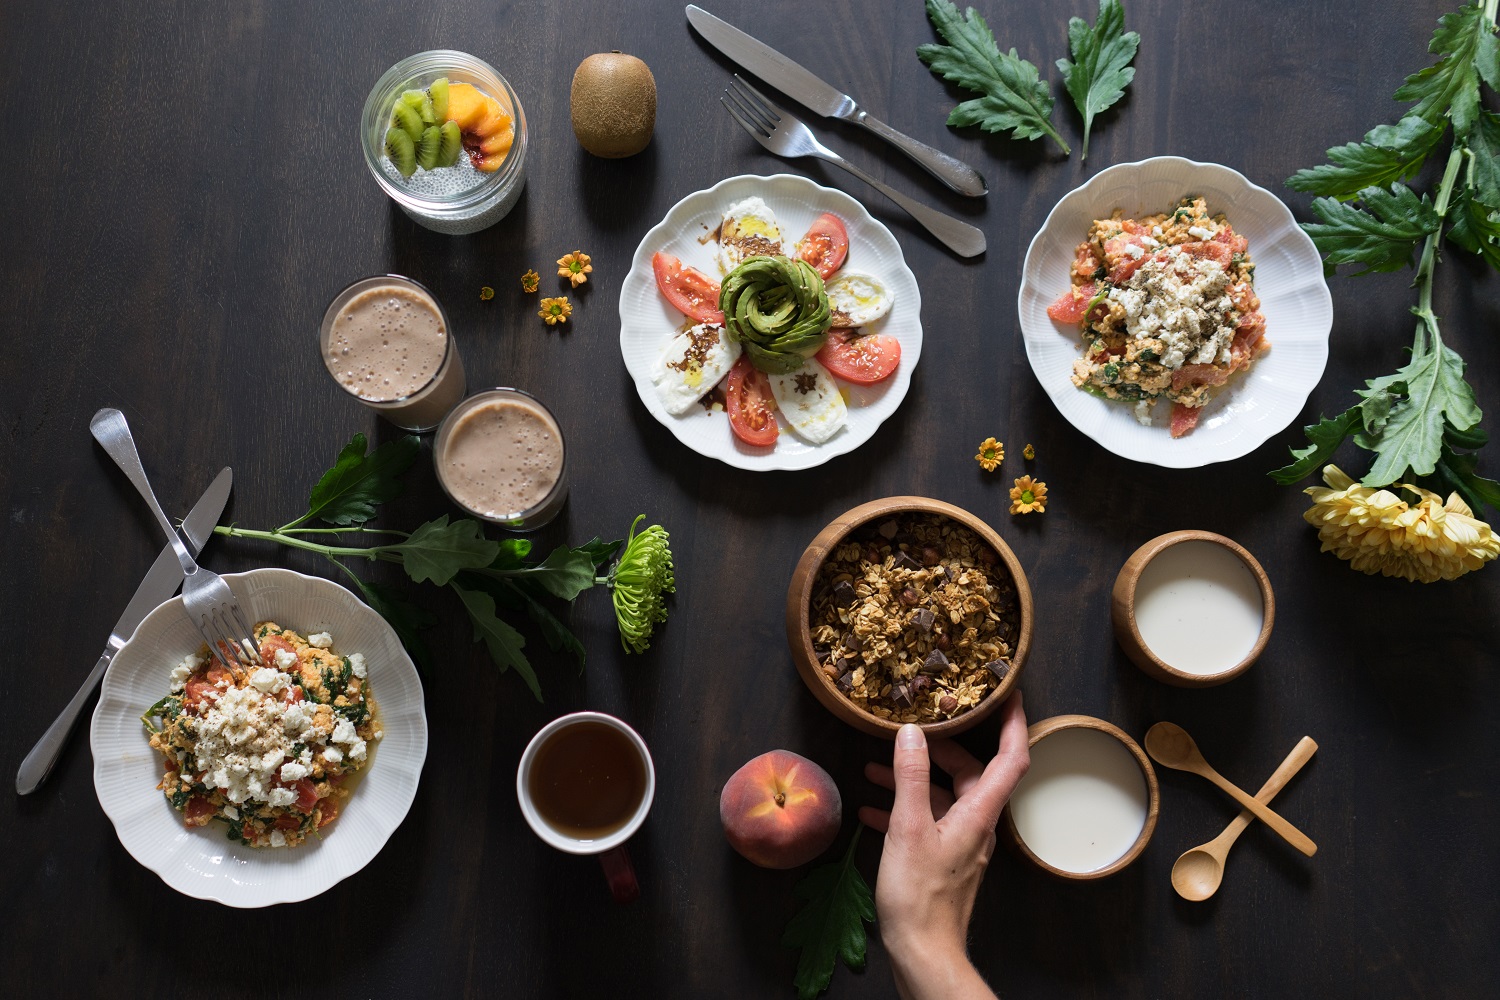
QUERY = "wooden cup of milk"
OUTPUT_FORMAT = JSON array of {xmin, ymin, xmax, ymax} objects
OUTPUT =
[
  {"xmin": 1111, "ymin": 530, "xmax": 1274, "ymax": 687},
  {"xmin": 1003, "ymin": 715, "xmax": 1160, "ymax": 879}
]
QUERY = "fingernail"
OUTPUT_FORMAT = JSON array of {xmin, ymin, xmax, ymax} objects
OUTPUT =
[{"xmin": 897, "ymin": 724, "xmax": 925, "ymax": 750}]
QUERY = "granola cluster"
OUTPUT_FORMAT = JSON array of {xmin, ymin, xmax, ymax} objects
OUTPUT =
[{"xmin": 809, "ymin": 514, "xmax": 1019, "ymax": 724}]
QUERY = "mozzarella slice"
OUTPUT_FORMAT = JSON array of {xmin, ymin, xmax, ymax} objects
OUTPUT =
[
  {"xmin": 716, "ymin": 196, "xmax": 783, "ymax": 273},
  {"xmin": 653, "ymin": 323, "xmax": 740, "ymax": 415},
  {"xmin": 825, "ymin": 272, "xmax": 894, "ymax": 327},
  {"xmin": 769, "ymin": 358, "xmax": 847, "ymax": 444}
]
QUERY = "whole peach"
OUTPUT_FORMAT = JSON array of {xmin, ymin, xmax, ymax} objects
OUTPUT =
[{"xmin": 719, "ymin": 750, "xmax": 842, "ymax": 869}]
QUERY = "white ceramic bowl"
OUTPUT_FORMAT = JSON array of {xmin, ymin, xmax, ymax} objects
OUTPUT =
[
  {"xmin": 619, "ymin": 173, "xmax": 923, "ymax": 471},
  {"xmin": 1017, "ymin": 156, "xmax": 1332, "ymax": 468},
  {"xmin": 91, "ymin": 568, "xmax": 428, "ymax": 907}
]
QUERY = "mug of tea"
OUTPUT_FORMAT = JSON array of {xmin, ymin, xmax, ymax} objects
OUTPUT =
[{"xmin": 516, "ymin": 712, "xmax": 655, "ymax": 903}]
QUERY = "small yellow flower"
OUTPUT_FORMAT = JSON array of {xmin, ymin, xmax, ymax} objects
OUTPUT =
[
  {"xmin": 557, "ymin": 251, "xmax": 593, "ymax": 288},
  {"xmin": 1023, "ymin": 443, "xmax": 1035, "ymax": 461},
  {"xmin": 1009, "ymin": 475, "xmax": 1048, "ymax": 514},
  {"xmin": 538, "ymin": 296, "xmax": 572, "ymax": 325},
  {"xmin": 975, "ymin": 437, "xmax": 1004, "ymax": 472},
  {"xmin": 1302, "ymin": 465, "xmax": 1498, "ymax": 582},
  {"xmin": 521, "ymin": 269, "xmax": 540, "ymax": 293},
  {"xmin": 479, "ymin": 286, "xmax": 495, "ymax": 301}
]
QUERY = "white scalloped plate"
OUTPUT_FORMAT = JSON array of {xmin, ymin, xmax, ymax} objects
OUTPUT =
[
  {"xmin": 1018, "ymin": 156, "xmax": 1332, "ymax": 468},
  {"xmin": 620, "ymin": 173, "xmax": 923, "ymax": 471},
  {"xmin": 91, "ymin": 568, "xmax": 427, "ymax": 907}
]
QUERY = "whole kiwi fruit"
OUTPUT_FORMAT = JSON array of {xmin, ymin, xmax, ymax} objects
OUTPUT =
[{"xmin": 570, "ymin": 51, "xmax": 657, "ymax": 158}]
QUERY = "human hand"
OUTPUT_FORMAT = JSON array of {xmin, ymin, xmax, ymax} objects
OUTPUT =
[{"xmin": 859, "ymin": 692, "xmax": 1030, "ymax": 1000}]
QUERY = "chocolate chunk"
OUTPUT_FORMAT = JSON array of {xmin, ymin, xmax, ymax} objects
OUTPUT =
[
  {"xmin": 921, "ymin": 649, "xmax": 949, "ymax": 675},
  {"xmin": 938, "ymin": 695, "xmax": 959, "ymax": 714},
  {"xmin": 914, "ymin": 607, "xmax": 935, "ymax": 633},
  {"xmin": 836, "ymin": 671, "xmax": 855, "ymax": 692},
  {"xmin": 898, "ymin": 586, "xmax": 922, "ymax": 607},
  {"xmin": 843, "ymin": 632, "xmax": 864, "ymax": 652},
  {"xmin": 892, "ymin": 551, "xmax": 922, "ymax": 571},
  {"xmin": 832, "ymin": 579, "xmax": 856, "ymax": 608},
  {"xmin": 877, "ymin": 520, "xmax": 899, "ymax": 539},
  {"xmin": 985, "ymin": 659, "xmax": 1011, "ymax": 682},
  {"xmin": 891, "ymin": 683, "xmax": 914, "ymax": 709}
]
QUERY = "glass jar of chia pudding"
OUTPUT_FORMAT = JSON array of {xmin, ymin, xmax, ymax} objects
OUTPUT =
[{"xmin": 361, "ymin": 50, "xmax": 528, "ymax": 235}]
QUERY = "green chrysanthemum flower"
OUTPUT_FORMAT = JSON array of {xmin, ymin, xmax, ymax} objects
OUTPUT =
[{"xmin": 609, "ymin": 515, "xmax": 675, "ymax": 653}]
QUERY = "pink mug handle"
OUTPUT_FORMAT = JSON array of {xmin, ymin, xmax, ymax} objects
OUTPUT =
[{"xmin": 599, "ymin": 845, "xmax": 639, "ymax": 903}]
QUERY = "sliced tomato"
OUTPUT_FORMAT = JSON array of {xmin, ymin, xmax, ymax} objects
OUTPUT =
[
  {"xmin": 1213, "ymin": 226, "xmax": 1249, "ymax": 255},
  {"xmin": 1170, "ymin": 403, "xmax": 1204, "ymax": 438},
  {"xmin": 317, "ymin": 796, "xmax": 341, "ymax": 828},
  {"xmin": 1047, "ymin": 282, "xmax": 1097, "ymax": 324},
  {"xmin": 1073, "ymin": 242, "xmax": 1101, "ymax": 280},
  {"xmin": 797, "ymin": 213, "xmax": 849, "ymax": 279},
  {"xmin": 652, "ymin": 252, "xmax": 724, "ymax": 324},
  {"xmin": 1104, "ymin": 235, "xmax": 1152, "ymax": 284},
  {"xmin": 274, "ymin": 813, "xmax": 302, "ymax": 831},
  {"xmin": 724, "ymin": 355, "xmax": 778, "ymax": 447},
  {"xmin": 293, "ymin": 778, "xmax": 320, "ymax": 812},
  {"xmin": 259, "ymin": 634, "xmax": 298, "ymax": 668},
  {"xmin": 815, "ymin": 329, "xmax": 901, "ymax": 384},
  {"xmin": 1179, "ymin": 241, "xmax": 1234, "ymax": 267},
  {"xmin": 1171, "ymin": 364, "xmax": 1230, "ymax": 391},
  {"xmin": 1229, "ymin": 312, "xmax": 1268, "ymax": 369},
  {"xmin": 183, "ymin": 796, "xmax": 216, "ymax": 826},
  {"xmin": 183, "ymin": 671, "xmax": 218, "ymax": 712}
]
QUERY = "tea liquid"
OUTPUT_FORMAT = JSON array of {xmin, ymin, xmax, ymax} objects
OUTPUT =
[{"xmin": 529, "ymin": 722, "xmax": 646, "ymax": 839}]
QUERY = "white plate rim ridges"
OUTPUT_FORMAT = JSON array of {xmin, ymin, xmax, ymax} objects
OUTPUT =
[
  {"xmin": 90, "ymin": 567, "xmax": 428, "ymax": 908},
  {"xmin": 1017, "ymin": 156, "xmax": 1333, "ymax": 468},
  {"xmin": 619, "ymin": 172, "xmax": 923, "ymax": 471}
]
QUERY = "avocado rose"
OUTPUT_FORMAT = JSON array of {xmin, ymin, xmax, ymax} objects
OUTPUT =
[{"xmin": 718, "ymin": 255, "xmax": 832, "ymax": 374}]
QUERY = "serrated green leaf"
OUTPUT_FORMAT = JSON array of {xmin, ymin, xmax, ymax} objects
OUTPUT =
[
  {"xmin": 783, "ymin": 826, "xmax": 875, "ymax": 1000},
  {"xmin": 1447, "ymin": 187, "xmax": 1500, "ymax": 269},
  {"xmin": 1269, "ymin": 407, "xmax": 1364, "ymax": 484},
  {"xmin": 398, "ymin": 516, "xmax": 502, "ymax": 586},
  {"xmin": 302, "ymin": 433, "xmax": 420, "ymax": 526},
  {"xmin": 1303, "ymin": 185, "xmax": 1440, "ymax": 275},
  {"xmin": 1393, "ymin": 3, "xmax": 1486, "ymax": 136},
  {"xmin": 506, "ymin": 580, "xmax": 588, "ymax": 668},
  {"xmin": 525, "ymin": 545, "xmax": 601, "ymax": 601},
  {"xmin": 451, "ymin": 584, "xmax": 540, "ymax": 701},
  {"xmin": 577, "ymin": 536, "xmax": 625, "ymax": 572},
  {"xmin": 489, "ymin": 537, "xmax": 534, "ymax": 572},
  {"xmin": 1286, "ymin": 115, "xmax": 1442, "ymax": 199},
  {"xmin": 1056, "ymin": 0, "xmax": 1139, "ymax": 161},
  {"xmin": 918, "ymin": 0, "xmax": 1068, "ymax": 153},
  {"xmin": 1468, "ymin": 111, "xmax": 1500, "ymax": 208},
  {"xmin": 1437, "ymin": 448, "xmax": 1500, "ymax": 514},
  {"xmin": 1358, "ymin": 336, "xmax": 1482, "ymax": 485}
]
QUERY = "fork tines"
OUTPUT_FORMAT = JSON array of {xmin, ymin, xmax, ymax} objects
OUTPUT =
[
  {"xmin": 198, "ymin": 604, "xmax": 262, "ymax": 676},
  {"xmin": 722, "ymin": 75, "xmax": 784, "ymax": 138}
]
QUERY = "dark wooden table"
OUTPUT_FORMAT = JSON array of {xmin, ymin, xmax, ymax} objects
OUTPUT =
[{"xmin": 3, "ymin": 1, "xmax": 1497, "ymax": 996}]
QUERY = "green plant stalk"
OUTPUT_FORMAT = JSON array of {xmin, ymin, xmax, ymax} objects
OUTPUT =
[{"xmin": 1411, "ymin": 144, "xmax": 1465, "ymax": 357}]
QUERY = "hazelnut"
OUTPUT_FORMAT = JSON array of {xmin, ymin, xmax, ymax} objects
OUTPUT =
[
  {"xmin": 899, "ymin": 587, "xmax": 921, "ymax": 606},
  {"xmin": 939, "ymin": 695, "xmax": 959, "ymax": 714}
]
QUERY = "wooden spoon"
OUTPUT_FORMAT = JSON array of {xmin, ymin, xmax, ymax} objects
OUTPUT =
[
  {"xmin": 1171, "ymin": 736, "xmax": 1318, "ymax": 901},
  {"xmin": 1145, "ymin": 722, "xmax": 1317, "ymax": 858}
]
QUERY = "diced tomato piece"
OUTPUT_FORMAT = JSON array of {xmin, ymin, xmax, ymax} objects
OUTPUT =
[
  {"xmin": 293, "ymin": 779, "xmax": 319, "ymax": 812},
  {"xmin": 1104, "ymin": 234, "xmax": 1152, "ymax": 284},
  {"xmin": 1121, "ymin": 219, "xmax": 1148, "ymax": 236},
  {"xmin": 1047, "ymin": 282, "xmax": 1096, "ymax": 324},
  {"xmin": 1229, "ymin": 313, "xmax": 1268, "ymax": 368},
  {"xmin": 652, "ymin": 252, "xmax": 725, "ymax": 325},
  {"xmin": 815, "ymin": 328, "xmax": 901, "ymax": 384},
  {"xmin": 280, "ymin": 684, "xmax": 305, "ymax": 705},
  {"xmin": 259, "ymin": 635, "xmax": 298, "ymax": 668},
  {"xmin": 1073, "ymin": 242, "xmax": 1101, "ymax": 280},
  {"xmin": 317, "ymin": 796, "xmax": 341, "ymax": 829},
  {"xmin": 274, "ymin": 813, "xmax": 302, "ymax": 831},
  {"xmin": 1179, "ymin": 241, "xmax": 1234, "ymax": 267},
  {"xmin": 183, "ymin": 796, "xmax": 215, "ymax": 826},
  {"xmin": 724, "ymin": 355, "xmax": 778, "ymax": 447},
  {"xmin": 796, "ymin": 213, "xmax": 849, "ymax": 279},
  {"xmin": 1171, "ymin": 364, "xmax": 1230, "ymax": 391},
  {"xmin": 183, "ymin": 672, "xmax": 217, "ymax": 713},
  {"xmin": 1213, "ymin": 226, "xmax": 1249, "ymax": 255},
  {"xmin": 1170, "ymin": 403, "xmax": 1204, "ymax": 438},
  {"xmin": 1229, "ymin": 281, "xmax": 1260, "ymax": 314}
]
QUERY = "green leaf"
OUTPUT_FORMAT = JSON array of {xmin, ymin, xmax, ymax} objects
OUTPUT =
[
  {"xmin": 303, "ymin": 433, "xmax": 420, "ymax": 527},
  {"xmin": 1436, "ymin": 447, "xmax": 1500, "ymax": 515},
  {"xmin": 349, "ymin": 575, "xmax": 436, "ymax": 671},
  {"xmin": 782, "ymin": 826, "xmax": 875, "ymax": 1000},
  {"xmin": 1286, "ymin": 115, "xmax": 1442, "ymax": 199},
  {"xmin": 1357, "ymin": 334, "xmax": 1482, "ymax": 486},
  {"xmin": 1268, "ymin": 407, "xmax": 1364, "ymax": 484},
  {"xmin": 1447, "ymin": 187, "xmax": 1500, "ymax": 269},
  {"xmin": 1393, "ymin": 3, "xmax": 1486, "ymax": 137},
  {"xmin": 1055, "ymin": 0, "xmax": 1139, "ymax": 161},
  {"xmin": 577, "ymin": 536, "xmax": 625, "ymax": 572},
  {"xmin": 489, "ymin": 537, "xmax": 534, "ymax": 571},
  {"xmin": 503, "ymin": 579, "xmax": 587, "ymax": 668},
  {"xmin": 451, "ymin": 584, "xmax": 541, "ymax": 701},
  {"xmin": 398, "ymin": 516, "xmax": 502, "ymax": 586},
  {"xmin": 917, "ymin": 0, "xmax": 1069, "ymax": 153},
  {"xmin": 1466, "ymin": 111, "xmax": 1500, "ymax": 208},
  {"xmin": 525, "ymin": 546, "xmax": 601, "ymax": 601},
  {"xmin": 1303, "ymin": 185, "xmax": 1440, "ymax": 275}
]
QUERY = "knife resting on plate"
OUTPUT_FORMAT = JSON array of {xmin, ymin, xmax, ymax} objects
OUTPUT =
[
  {"xmin": 15, "ymin": 466, "xmax": 232, "ymax": 795},
  {"xmin": 687, "ymin": 4, "xmax": 987, "ymax": 198}
]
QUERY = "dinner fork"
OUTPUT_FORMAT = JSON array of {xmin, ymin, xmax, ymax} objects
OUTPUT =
[
  {"xmin": 722, "ymin": 76, "xmax": 986, "ymax": 258},
  {"xmin": 90, "ymin": 409, "xmax": 261, "ymax": 673}
]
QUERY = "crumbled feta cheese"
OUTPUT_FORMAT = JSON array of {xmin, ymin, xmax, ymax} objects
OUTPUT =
[
  {"xmin": 223, "ymin": 805, "xmax": 239, "ymax": 820},
  {"xmin": 323, "ymin": 747, "xmax": 343, "ymax": 764},
  {"xmin": 348, "ymin": 739, "xmax": 368, "ymax": 761},
  {"xmin": 269, "ymin": 830, "xmax": 287, "ymax": 848},
  {"xmin": 332, "ymin": 718, "xmax": 357, "ymax": 745},
  {"xmin": 373, "ymin": 730, "xmax": 383, "ymax": 741},
  {"xmin": 267, "ymin": 787, "xmax": 297, "ymax": 808},
  {"xmin": 280, "ymin": 761, "xmax": 310, "ymax": 783},
  {"xmin": 250, "ymin": 667, "xmax": 289, "ymax": 694},
  {"xmin": 168, "ymin": 654, "xmax": 201, "ymax": 692},
  {"xmin": 1123, "ymin": 242, "xmax": 1145, "ymax": 259},
  {"xmin": 281, "ymin": 702, "xmax": 312, "ymax": 736},
  {"xmin": 274, "ymin": 648, "xmax": 299, "ymax": 670},
  {"xmin": 1107, "ymin": 249, "xmax": 1235, "ymax": 370},
  {"xmin": 1152, "ymin": 225, "xmax": 1163, "ymax": 236},
  {"xmin": 308, "ymin": 632, "xmax": 333, "ymax": 649},
  {"xmin": 348, "ymin": 653, "xmax": 367, "ymax": 679},
  {"xmin": 1134, "ymin": 400, "xmax": 1154, "ymax": 426},
  {"xmin": 1187, "ymin": 225, "xmax": 1214, "ymax": 240},
  {"xmin": 1141, "ymin": 236, "xmax": 1160, "ymax": 249}
]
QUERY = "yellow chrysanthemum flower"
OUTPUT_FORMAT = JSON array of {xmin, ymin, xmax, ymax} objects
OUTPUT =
[
  {"xmin": 1010, "ymin": 476, "xmax": 1047, "ymax": 514},
  {"xmin": 975, "ymin": 437, "xmax": 1004, "ymax": 472},
  {"xmin": 1023, "ymin": 443, "xmax": 1035, "ymax": 461},
  {"xmin": 479, "ymin": 286, "xmax": 495, "ymax": 301},
  {"xmin": 557, "ymin": 251, "xmax": 593, "ymax": 288},
  {"xmin": 521, "ymin": 269, "xmax": 540, "ymax": 293},
  {"xmin": 538, "ymin": 296, "xmax": 572, "ymax": 325},
  {"xmin": 1303, "ymin": 465, "xmax": 1498, "ymax": 582}
]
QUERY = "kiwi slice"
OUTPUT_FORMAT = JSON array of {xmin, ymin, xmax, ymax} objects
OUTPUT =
[
  {"xmin": 402, "ymin": 89, "xmax": 437, "ymax": 124},
  {"xmin": 391, "ymin": 100, "xmax": 424, "ymax": 140},
  {"xmin": 437, "ymin": 121, "xmax": 462, "ymax": 168},
  {"xmin": 416, "ymin": 125, "xmax": 442, "ymax": 171},
  {"xmin": 429, "ymin": 77, "xmax": 450, "ymax": 122},
  {"xmin": 385, "ymin": 127, "xmax": 417, "ymax": 178}
]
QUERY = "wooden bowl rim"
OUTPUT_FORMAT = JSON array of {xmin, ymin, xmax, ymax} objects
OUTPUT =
[
  {"xmin": 1001, "ymin": 714, "xmax": 1161, "ymax": 881},
  {"xmin": 1112, "ymin": 529, "xmax": 1274, "ymax": 687},
  {"xmin": 785, "ymin": 496, "xmax": 1034, "ymax": 740}
]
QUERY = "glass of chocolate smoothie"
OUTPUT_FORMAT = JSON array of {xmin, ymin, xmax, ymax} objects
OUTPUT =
[
  {"xmin": 320, "ymin": 275, "xmax": 467, "ymax": 432},
  {"xmin": 435, "ymin": 388, "xmax": 569, "ymax": 530}
]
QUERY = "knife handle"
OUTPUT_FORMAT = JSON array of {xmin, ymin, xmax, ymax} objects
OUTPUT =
[
  {"xmin": 16, "ymin": 651, "xmax": 113, "ymax": 794},
  {"xmin": 854, "ymin": 112, "xmax": 987, "ymax": 198}
]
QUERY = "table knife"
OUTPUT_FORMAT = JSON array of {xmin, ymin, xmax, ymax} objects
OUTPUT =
[
  {"xmin": 15, "ymin": 466, "xmax": 233, "ymax": 795},
  {"xmin": 687, "ymin": 4, "xmax": 987, "ymax": 197}
]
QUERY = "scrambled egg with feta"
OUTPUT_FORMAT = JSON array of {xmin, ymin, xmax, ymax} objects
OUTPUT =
[{"xmin": 143, "ymin": 623, "xmax": 379, "ymax": 848}]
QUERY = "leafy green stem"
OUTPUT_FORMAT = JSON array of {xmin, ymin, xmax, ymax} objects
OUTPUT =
[{"xmin": 213, "ymin": 524, "xmax": 406, "ymax": 563}]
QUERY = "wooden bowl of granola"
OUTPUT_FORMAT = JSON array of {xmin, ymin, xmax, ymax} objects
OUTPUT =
[{"xmin": 786, "ymin": 497, "xmax": 1033, "ymax": 739}]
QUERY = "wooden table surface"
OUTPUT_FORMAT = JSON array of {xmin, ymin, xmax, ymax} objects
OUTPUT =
[{"xmin": 3, "ymin": 1, "xmax": 1497, "ymax": 996}]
